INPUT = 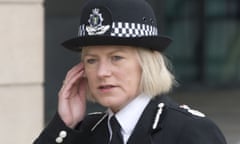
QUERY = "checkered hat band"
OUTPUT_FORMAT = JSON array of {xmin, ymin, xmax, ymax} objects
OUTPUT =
[
  {"xmin": 78, "ymin": 22, "xmax": 158, "ymax": 37},
  {"xmin": 111, "ymin": 22, "xmax": 158, "ymax": 37}
]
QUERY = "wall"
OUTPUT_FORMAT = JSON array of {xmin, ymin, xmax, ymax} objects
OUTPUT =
[{"xmin": 0, "ymin": 0, "xmax": 44, "ymax": 143}]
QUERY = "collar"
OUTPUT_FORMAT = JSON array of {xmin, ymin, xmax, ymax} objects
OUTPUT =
[{"xmin": 107, "ymin": 93, "xmax": 151, "ymax": 142}]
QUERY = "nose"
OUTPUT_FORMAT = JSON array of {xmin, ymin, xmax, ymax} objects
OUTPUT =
[{"xmin": 97, "ymin": 60, "xmax": 112, "ymax": 78}]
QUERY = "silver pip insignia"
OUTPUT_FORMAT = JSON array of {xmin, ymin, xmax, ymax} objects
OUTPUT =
[{"xmin": 86, "ymin": 8, "xmax": 110, "ymax": 35}]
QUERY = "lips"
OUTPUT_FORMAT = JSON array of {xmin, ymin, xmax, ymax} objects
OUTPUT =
[
  {"xmin": 98, "ymin": 84, "xmax": 117, "ymax": 91},
  {"xmin": 99, "ymin": 85, "xmax": 115, "ymax": 89}
]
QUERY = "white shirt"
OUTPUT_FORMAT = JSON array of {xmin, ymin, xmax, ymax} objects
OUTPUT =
[{"xmin": 107, "ymin": 93, "xmax": 151, "ymax": 144}]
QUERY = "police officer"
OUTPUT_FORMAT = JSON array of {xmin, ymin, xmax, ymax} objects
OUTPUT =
[{"xmin": 34, "ymin": 0, "xmax": 227, "ymax": 143}]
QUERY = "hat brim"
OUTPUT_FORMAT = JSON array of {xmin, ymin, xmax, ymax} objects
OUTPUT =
[{"xmin": 62, "ymin": 35, "xmax": 172, "ymax": 52}]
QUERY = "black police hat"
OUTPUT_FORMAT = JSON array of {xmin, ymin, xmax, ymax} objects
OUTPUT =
[{"xmin": 62, "ymin": 0, "xmax": 172, "ymax": 52}]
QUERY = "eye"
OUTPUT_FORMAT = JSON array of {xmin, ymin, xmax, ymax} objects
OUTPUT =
[
  {"xmin": 111, "ymin": 55, "xmax": 123, "ymax": 61},
  {"xmin": 86, "ymin": 58, "xmax": 97, "ymax": 64}
]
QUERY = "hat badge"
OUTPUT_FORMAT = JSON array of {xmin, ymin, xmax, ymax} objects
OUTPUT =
[{"xmin": 86, "ymin": 8, "xmax": 110, "ymax": 35}]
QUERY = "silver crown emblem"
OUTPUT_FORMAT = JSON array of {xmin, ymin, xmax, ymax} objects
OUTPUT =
[{"xmin": 86, "ymin": 8, "xmax": 110, "ymax": 35}]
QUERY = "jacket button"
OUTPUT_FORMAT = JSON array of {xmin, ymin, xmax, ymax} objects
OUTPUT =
[
  {"xmin": 59, "ymin": 130, "xmax": 67, "ymax": 138},
  {"xmin": 55, "ymin": 130, "xmax": 67, "ymax": 143},
  {"xmin": 55, "ymin": 137, "xmax": 63, "ymax": 143}
]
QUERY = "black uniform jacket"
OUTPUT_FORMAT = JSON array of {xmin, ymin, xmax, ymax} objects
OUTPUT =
[{"xmin": 34, "ymin": 95, "xmax": 227, "ymax": 144}]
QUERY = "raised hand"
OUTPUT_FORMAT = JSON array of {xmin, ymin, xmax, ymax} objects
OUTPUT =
[{"xmin": 58, "ymin": 63, "xmax": 87, "ymax": 128}]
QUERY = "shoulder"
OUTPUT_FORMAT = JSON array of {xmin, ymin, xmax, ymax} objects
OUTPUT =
[
  {"xmin": 175, "ymin": 113, "xmax": 227, "ymax": 144},
  {"xmin": 167, "ymin": 103, "xmax": 206, "ymax": 121},
  {"xmin": 166, "ymin": 103, "xmax": 215, "ymax": 130},
  {"xmin": 154, "ymin": 95, "xmax": 206, "ymax": 121},
  {"xmin": 150, "ymin": 95, "xmax": 209, "ymax": 132},
  {"xmin": 159, "ymin": 95, "xmax": 215, "ymax": 127},
  {"xmin": 154, "ymin": 95, "xmax": 227, "ymax": 144}
]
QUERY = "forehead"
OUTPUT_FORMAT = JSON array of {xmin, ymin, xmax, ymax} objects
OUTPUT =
[{"xmin": 82, "ymin": 45, "xmax": 138, "ymax": 55}]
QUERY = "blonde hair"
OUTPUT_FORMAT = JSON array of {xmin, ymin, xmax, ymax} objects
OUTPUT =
[
  {"xmin": 81, "ymin": 47, "xmax": 175, "ymax": 101},
  {"xmin": 137, "ymin": 48, "xmax": 175, "ymax": 97}
]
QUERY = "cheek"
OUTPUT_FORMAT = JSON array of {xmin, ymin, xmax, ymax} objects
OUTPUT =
[
  {"xmin": 121, "ymin": 64, "xmax": 142, "ymax": 87},
  {"xmin": 85, "ymin": 70, "xmax": 97, "ymax": 86},
  {"xmin": 85, "ymin": 68, "xmax": 95, "ymax": 79}
]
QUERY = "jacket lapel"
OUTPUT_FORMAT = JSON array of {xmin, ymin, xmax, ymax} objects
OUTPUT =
[
  {"xmin": 127, "ymin": 96, "xmax": 166, "ymax": 144},
  {"xmin": 89, "ymin": 114, "xmax": 110, "ymax": 144}
]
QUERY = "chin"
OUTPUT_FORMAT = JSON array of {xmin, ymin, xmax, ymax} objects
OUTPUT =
[{"xmin": 98, "ymin": 98, "xmax": 122, "ymax": 108}]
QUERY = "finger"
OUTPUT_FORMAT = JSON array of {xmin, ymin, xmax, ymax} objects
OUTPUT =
[
  {"xmin": 59, "ymin": 69, "xmax": 83, "ymax": 97},
  {"xmin": 64, "ymin": 63, "xmax": 84, "ymax": 84},
  {"xmin": 63, "ymin": 63, "xmax": 84, "ymax": 86},
  {"xmin": 60, "ymin": 70, "xmax": 85, "ymax": 99},
  {"xmin": 58, "ymin": 71, "xmax": 84, "ymax": 120}
]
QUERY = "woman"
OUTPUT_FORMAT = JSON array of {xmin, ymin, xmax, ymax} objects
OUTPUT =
[{"xmin": 34, "ymin": 0, "xmax": 227, "ymax": 143}]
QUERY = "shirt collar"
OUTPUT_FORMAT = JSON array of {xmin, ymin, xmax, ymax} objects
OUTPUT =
[{"xmin": 108, "ymin": 93, "xmax": 151, "ymax": 135}]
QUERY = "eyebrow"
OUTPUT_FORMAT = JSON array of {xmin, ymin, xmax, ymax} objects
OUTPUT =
[
  {"xmin": 84, "ymin": 48, "xmax": 126, "ymax": 57},
  {"xmin": 84, "ymin": 53, "xmax": 98, "ymax": 57}
]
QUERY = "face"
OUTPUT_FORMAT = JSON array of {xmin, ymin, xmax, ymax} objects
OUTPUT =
[{"xmin": 83, "ymin": 45, "xmax": 142, "ymax": 112}]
